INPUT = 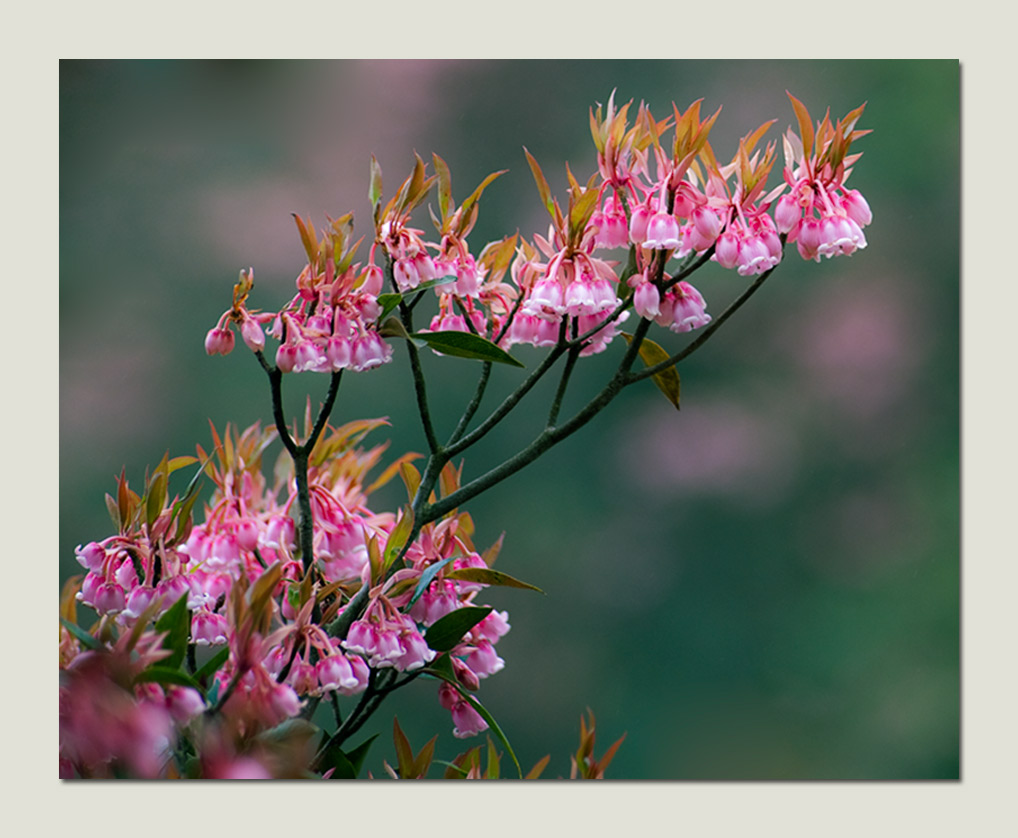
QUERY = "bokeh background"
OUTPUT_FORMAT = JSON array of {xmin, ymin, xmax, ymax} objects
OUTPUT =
[{"xmin": 59, "ymin": 60, "xmax": 959, "ymax": 780}]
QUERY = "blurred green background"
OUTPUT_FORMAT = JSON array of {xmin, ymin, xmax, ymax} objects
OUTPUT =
[{"xmin": 59, "ymin": 60, "xmax": 959, "ymax": 779}]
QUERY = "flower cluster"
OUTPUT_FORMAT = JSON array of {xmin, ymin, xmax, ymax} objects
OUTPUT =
[
  {"xmin": 772, "ymin": 95, "xmax": 873, "ymax": 261},
  {"xmin": 64, "ymin": 89, "xmax": 872, "ymax": 779},
  {"xmin": 206, "ymin": 215, "xmax": 393, "ymax": 374},
  {"xmin": 203, "ymin": 93, "xmax": 869, "ymax": 379},
  {"xmin": 61, "ymin": 419, "xmax": 513, "ymax": 777}
]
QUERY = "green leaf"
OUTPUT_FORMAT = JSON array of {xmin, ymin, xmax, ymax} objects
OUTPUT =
[
  {"xmin": 134, "ymin": 666, "xmax": 202, "ymax": 692},
  {"xmin": 377, "ymin": 315, "xmax": 412, "ymax": 340},
  {"xmin": 347, "ymin": 734, "xmax": 379, "ymax": 776},
  {"xmin": 60, "ymin": 617, "xmax": 103, "ymax": 651},
  {"xmin": 485, "ymin": 735, "xmax": 500, "ymax": 779},
  {"xmin": 408, "ymin": 557, "xmax": 456, "ymax": 608},
  {"xmin": 392, "ymin": 717, "xmax": 414, "ymax": 777},
  {"xmin": 422, "ymin": 651, "xmax": 455, "ymax": 681},
  {"xmin": 376, "ymin": 294, "xmax": 402, "ymax": 323},
  {"xmin": 399, "ymin": 460, "xmax": 422, "ymax": 503},
  {"xmin": 170, "ymin": 455, "xmax": 210, "ymax": 542},
  {"xmin": 369, "ymin": 155, "xmax": 384, "ymax": 213},
  {"xmin": 105, "ymin": 492, "xmax": 120, "ymax": 531},
  {"xmin": 432, "ymin": 153, "xmax": 452, "ymax": 220},
  {"xmin": 320, "ymin": 733, "xmax": 378, "ymax": 779},
  {"xmin": 523, "ymin": 147, "xmax": 555, "ymax": 217},
  {"xmin": 424, "ymin": 606, "xmax": 492, "ymax": 653},
  {"xmin": 787, "ymin": 91, "xmax": 814, "ymax": 158},
  {"xmin": 323, "ymin": 748, "xmax": 357, "ymax": 779},
  {"xmin": 165, "ymin": 455, "xmax": 199, "ymax": 475},
  {"xmin": 383, "ymin": 505, "xmax": 415, "ymax": 573},
  {"xmin": 569, "ymin": 185, "xmax": 601, "ymax": 241},
  {"xmin": 247, "ymin": 561, "xmax": 283, "ymax": 625},
  {"xmin": 145, "ymin": 472, "xmax": 167, "ymax": 529},
  {"xmin": 194, "ymin": 647, "xmax": 230, "ymax": 684},
  {"xmin": 407, "ymin": 331, "xmax": 524, "ymax": 368},
  {"xmin": 622, "ymin": 333, "xmax": 680, "ymax": 410},
  {"xmin": 257, "ymin": 718, "xmax": 319, "ymax": 749},
  {"xmin": 154, "ymin": 593, "xmax": 191, "ymax": 670},
  {"xmin": 443, "ymin": 567, "xmax": 544, "ymax": 593},
  {"xmin": 414, "ymin": 275, "xmax": 458, "ymax": 293},
  {"xmin": 292, "ymin": 214, "xmax": 319, "ymax": 265},
  {"xmin": 376, "ymin": 275, "xmax": 459, "ymax": 325}
]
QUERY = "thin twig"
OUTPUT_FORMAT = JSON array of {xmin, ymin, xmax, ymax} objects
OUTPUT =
[{"xmin": 627, "ymin": 258, "xmax": 778, "ymax": 385}]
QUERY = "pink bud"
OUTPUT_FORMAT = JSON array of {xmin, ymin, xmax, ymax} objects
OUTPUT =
[
  {"xmin": 633, "ymin": 281, "xmax": 661, "ymax": 319},
  {"xmin": 295, "ymin": 340, "xmax": 323, "ymax": 372},
  {"xmin": 288, "ymin": 659, "xmax": 319, "ymax": 695},
  {"xmin": 644, "ymin": 211, "xmax": 681, "ymax": 250},
  {"xmin": 77, "ymin": 572, "xmax": 102, "ymax": 607},
  {"xmin": 413, "ymin": 251, "xmax": 437, "ymax": 283},
  {"xmin": 270, "ymin": 684, "xmax": 302, "ymax": 719},
  {"xmin": 629, "ymin": 204, "xmax": 651, "ymax": 244},
  {"xmin": 306, "ymin": 312, "xmax": 331, "ymax": 334},
  {"xmin": 452, "ymin": 657, "xmax": 481, "ymax": 691},
  {"xmin": 714, "ymin": 231, "xmax": 741, "ymax": 269},
  {"xmin": 351, "ymin": 332, "xmax": 392, "ymax": 371},
  {"xmin": 454, "ymin": 261, "xmax": 481, "ymax": 297},
  {"xmin": 74, "ymin": 542, "xmax": 107, "ymax": 572},
  {"xmin": 94, "ymin": 581, "xmax": 126, "ymax": 614},
  {"xmin": 114, "ymin": 556, "xmax": 138, "ymax": 590},
  {"xmin": 234, "ymin": 519, "xmax": 260, "ymax": 552},
  {"xmin": 774, "ymin": 194, "xmax": 801, "ymax": 235},
  {"xmin": 263, "ymin": 514, "xmax": 296, "ymax": 550},
  {"xmin": 692, "ymin": 206, "xmax": 721, "ymax": 241},
  {"xmin": 466, "ymin": 639, "xmax": 505, "ymax": 678},
  {"xmin": 191, "ymin": 610, "xmax": 228, "ymax": 646},
  {"xmin": 451, "ymin": 699, "xmax": 488, "ymax": 739},
  {"xmin": 340, "ymin": 655, "xmax": 370, "ymax": 696},
  {"xmin": 122, "ymin": 585, "xmax": 157, "ymax": 619},
  {"xmin": 275, "ymin": 343, "xmax": 297, "ymax": 373},
  {"xmin": 841, "ymin": 189, "xmax": 872, "ymax": 227},
  {"xmin": 796, "ymin": 217, "xmax": 822, "ymax": 261},
  {"xmin": 672, "ymin": 190, "xmax": 696, "ymax": 219},
  {"xmin": 393, "ymin": 258, "xmax": 420, "ymax": 291},
  {"xmin": 204, "ymin": 327, "xmax": 235, "ymax": 356},
  {"xmin": 166, "ymin": 686, "xmax": 205, "ymax": 723},
  {"xmin": 361, "ymin": 264, "xmax": 384, "ymax": 296},
  {"xmin": 237, "ymin": 317, "xmax": 264, "ymax": 352},
  {"xmin": 317, "ymin": 654, "xmax": 358, "ymax": 693},
  {"xmin": 476, "ymin": 609, "xmax": 511, "ymax": 643},
  {"xmin": 762, "ymin": 229, "xmax": 783, "ymax": 259},
  {"xmin": 156, "ymin": 575, "xmax": 191, "ymax": 611}
]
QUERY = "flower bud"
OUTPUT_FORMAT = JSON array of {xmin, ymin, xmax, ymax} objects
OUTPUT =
[
  {"xmin": 841, "ymin": 188, "xmax": 872, "ymax": 227},
  {"xmin": 644, "ymin": 211, "xmax": 681, "ymax": 250},
  {"xmin": 629, "ymin": 204, "xmax": 651, "ymax": 244},
  {"xmin": 714, "ymin": 231, "xmax": 741, "ymax": 269},
  {"xmin": 633, "ymin": 281, "xmax": 661, "ymax": 320},
  {"xmin": 361, "ymin": 264, "xmax": 384, "ymax": 296},
  {"xmin": 204, "ymin": 327, "xmax": 235, "ymax": 356},
  {"xmin": 275, "ymin": 343, "xmax": 297, "ymax": 373},
  {"xmin": 692, "ymin": 206, "xmax": 721, "ymax": 241},
  {"xmin": 74, "ymin": 542, "xmax": 107, "ymax": 572},
  {"xmin": 774, "ymin": 194, "xmax": 801, "ymax": 235},
  {"xmin": 452, "ymin": 657, "xmax": 481, "ymax": 691},
  {"xmin": 240, "ymin": 317, "xmax": 265, "ymax": 352}
]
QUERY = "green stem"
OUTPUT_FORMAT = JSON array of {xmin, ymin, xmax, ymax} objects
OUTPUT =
[
  {"xmin": 628, "ymin": 253, "xmax": 779, "ymax": 385},
  {"xmin": 399, "ymin": 297, "xmax": 441, "ymax": 454},
  {"xmin": 444, "ymin": 342, "xmax": 568, "ymax": 459},
  {"xmin": 423, "ymin": 318, "xmax": 651, "ymax": 523},
  {"xmin": 547, "ymin": 344, "xmax": 580, "ymax": 429}
]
